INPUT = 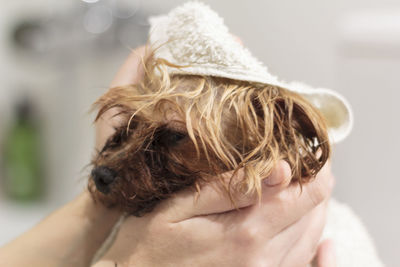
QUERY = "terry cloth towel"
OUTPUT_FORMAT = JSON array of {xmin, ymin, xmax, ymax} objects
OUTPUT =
[{"xmin": 149, "ymin": 1, "xmax": 353, "ymax": 144}]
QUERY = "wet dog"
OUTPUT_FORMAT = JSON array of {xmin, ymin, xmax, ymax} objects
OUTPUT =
[{"xmin": 88, "ymin": 53, "xmax": 330, "ymax": 217}]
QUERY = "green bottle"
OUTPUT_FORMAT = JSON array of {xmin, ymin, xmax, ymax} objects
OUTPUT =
[{"xmin": 2, "ymin": 98, "xmax": 43, "ymax": 201}]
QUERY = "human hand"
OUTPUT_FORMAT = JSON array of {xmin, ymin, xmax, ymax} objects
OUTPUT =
[{"xmin": 91, "ymin": 159, "xmax": 334, "ymax": 267}]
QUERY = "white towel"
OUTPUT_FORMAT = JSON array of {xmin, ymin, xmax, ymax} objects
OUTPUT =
[{"xmin": 148, "ymin": 1, "xmax": 353, "ymax": 143}]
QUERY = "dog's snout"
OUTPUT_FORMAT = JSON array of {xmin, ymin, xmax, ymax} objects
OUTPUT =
[{"xmin": 91, "ymin": 166, "xmax": 117, "ymax": 194}]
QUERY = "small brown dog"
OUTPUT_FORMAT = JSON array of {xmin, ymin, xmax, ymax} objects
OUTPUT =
[
  {"xmin": 88, "ymin": 53, "xmax": 330, "ymax": 217},
  {"xmin": 88, "ymin": 3, "xmax": 385, "ymax": 265}
]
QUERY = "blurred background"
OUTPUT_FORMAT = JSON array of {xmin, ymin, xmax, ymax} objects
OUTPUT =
[{"xmin": 0, "ymin": 0, "xmax": 398, "ymax": 265}]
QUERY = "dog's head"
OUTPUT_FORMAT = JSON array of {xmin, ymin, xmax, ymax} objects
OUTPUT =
[{"xmin": 88, "ymin": 55, "xmax": 330, "ymax": 216}]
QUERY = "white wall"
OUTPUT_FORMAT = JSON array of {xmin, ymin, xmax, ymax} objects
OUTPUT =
[{"xmin": 0, "ymin": 0, "xmax": 399, "ymax": 265}]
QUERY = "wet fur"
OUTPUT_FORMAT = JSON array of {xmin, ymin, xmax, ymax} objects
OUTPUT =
[{"xmin": 88, "ymin": 51, "xmax": 330, "ymax": 216}]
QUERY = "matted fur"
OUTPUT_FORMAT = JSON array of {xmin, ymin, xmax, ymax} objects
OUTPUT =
[{"xmin": 88, "ymin": 49, "xmax": 330, "ymax": 216}]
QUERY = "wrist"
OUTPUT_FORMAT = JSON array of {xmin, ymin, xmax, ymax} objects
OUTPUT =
[
  {"xmin": 64, "ymin": 191, "xmax": 122, "ymax": 265},
  {"xmin": 74, "ymin": 191, "xmax": 121, "ymax": 226}
]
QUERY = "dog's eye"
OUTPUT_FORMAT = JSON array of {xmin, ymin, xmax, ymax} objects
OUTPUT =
[
  {"xmin": 163, "ymin": 131, "xmax": 187, "ymax": 146},
  {"xmin": 169, "ymin": 132, "xmax": 186, "ymax": 143},
  {"xmin": 155, "ymin": 129, "xmax": 187, "ymax": 147}
]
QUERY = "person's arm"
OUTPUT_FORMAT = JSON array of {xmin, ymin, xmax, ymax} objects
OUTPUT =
[{"xmin": 0, "ymin": 192, "xmax": 121, "ymax": 267}]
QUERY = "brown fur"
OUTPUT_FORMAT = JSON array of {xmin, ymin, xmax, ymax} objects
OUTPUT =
[{"xmin": 88, "ymin": 50, "xmax": 330, "ymax": 217}]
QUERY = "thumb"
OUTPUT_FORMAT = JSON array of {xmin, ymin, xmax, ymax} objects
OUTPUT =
[{"xmin": 316, "ymin": 239, "xmax": 336, "ymax": 267}]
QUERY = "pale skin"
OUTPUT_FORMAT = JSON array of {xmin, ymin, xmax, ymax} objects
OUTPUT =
[
  {"xmin": 94, "ymin": 160, "xmax": 336, "ymax": 267},
  {"xmin": 0, "ymin": 46, "xmax": 336, "ymax": 267}
]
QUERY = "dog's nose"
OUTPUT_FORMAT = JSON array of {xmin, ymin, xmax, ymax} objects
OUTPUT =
[{"xmin": 91, "ymin": 166, "xmax": 117, "ymax": 194}]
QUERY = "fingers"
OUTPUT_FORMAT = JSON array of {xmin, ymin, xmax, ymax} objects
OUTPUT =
[
  {"xmin": 278, "ymin": 201, "xmax": 329, "ymax": 267},
  {"xmin": 261, "ymin": 161, "xmax": 334, "ymax": 230},
  {"xmin": 163, "ymin": 160, "xmax": 292, "ymax": 222},
  {"xmin": 109, "ymin": 46, "xmax": 147, "ymax": 87},
  {"xmin": 304, "ymin": 160, "xmax": 334, "ymax": 207},
  {"xmin": 162, "ymin": 159, "xmax": 333, "ymax": 226},
  {"xmin": 316, "ymin": 239, "xmax": 337, "ymax": 267}
]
